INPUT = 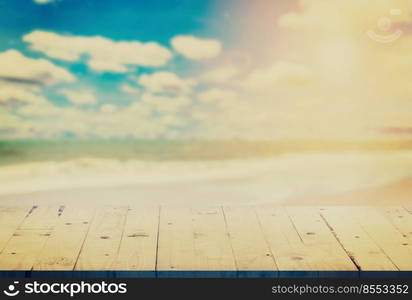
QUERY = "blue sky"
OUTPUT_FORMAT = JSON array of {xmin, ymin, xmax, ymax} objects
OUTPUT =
[
  {"xmin": 0, "ymin": 0, "xmax": 217, "ymax": 45},
  {"xmin": 0, "ymin": 0, "xmax": 411, "ymax": 140},
  {"xmin": 0, "ymin": 0, "xmax": 226, "ymax": 107},
  {"xmin": 0, "ymin": 0, "xmax": 239, "ymax": 139}
]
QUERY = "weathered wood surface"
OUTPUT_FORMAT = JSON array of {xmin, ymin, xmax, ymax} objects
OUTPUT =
[{"xmin": 0, "ymin": 205, "xmax": 410, "ymax": 271}]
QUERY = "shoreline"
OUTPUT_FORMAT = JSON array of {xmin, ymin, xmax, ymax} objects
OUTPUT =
[{"xmin": 1, "ymin": 152, "xmax": 412, "ymax": 206}]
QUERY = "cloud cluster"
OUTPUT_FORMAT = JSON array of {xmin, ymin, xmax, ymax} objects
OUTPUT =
[
  {"xmin": 100, "ymin": 104, "xmax": 118, "ymax": 113},
  {"xmin": 200, "ymin": 64, "xmax": 238, "ymax": 83},
  {"xmin": 171, "ymin": 35, "xmax": 222, "ymax": 60},
  {"xmin": 198, "ymin": 88, "xmax": 237, "ymax": 103},
  {"xmin": 0, "ymin": 31, "xmax": 220, "ymax": 139},
  {"xmin": 0, "ymin": 49, "xmax": 73, "ymax": 109},
  {"xmin": 120, "ymin": 84, "xmax": 140, "ymax": 95},
  {"xmin": 240, "ymin": 61, "xmax": 314, "ymax": 92},
  {"xmin": 137, "ymin": 71, "xmax": 196, "ymax": 95},
  {"xmin": 5, "ymin": 1, "xmax": 412, "ymax": 141},
  {"xmin": 187, "ymin": 0, "xmax": 412, "ymax": 140},
  {"xmin": 0, "ymin": 49, "xmax": 75, "ymax": 85},
  {"xmin": 58, "ymin": 89, "xmax": 97, "ymax": 105},
  {"xmin": 141, "ymin": 93, "xmax": 191, "ymax": 113},
  {"xmin": 0, "ymin": 85, "xmax": 46, "ymax": 106},
  {"xmin": 23, "ymin": 31, "xmax": 173, "ymax": 72},
  {"xmin": 34, "ymin": 0, "xmax": 56, "ymax": 4},
  {"xmin": 11, "ymin": 99, "xmax": 188, "ymax": 139}
]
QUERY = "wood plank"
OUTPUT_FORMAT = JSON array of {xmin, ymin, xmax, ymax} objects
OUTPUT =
[
  {"xmin": 33, "ymin": 206, "xmax": 96, "ymax": 270},
  {"xmin": 74, "ymin": 206, "xmax": 128, "ymax": 270},
  {"xmin": 0, "ymin": 206, "xmax": 32, "ymax": 253},
  {"xmin": 0, "ymin": 205, "xmax": 63, "ymax": 270},
  {"xmin": 285, "ymin": 207, "xmax": 357, "ymax": 271},
  {"xmin": 379, "ymin": 207, "xmax": 412, "ymax": 240},
  {"xmin": 255, "ymin": 205, "xmax": 322, "ymax": 270},
  {"xmin": 191, "ymin": 206, "xmax": 236, "ymax": 270},
  {"xmin": 0, "ymin": 205, "xmax": 410, "ymax": 272},
  {"xmin": 157, "ymin": 206, "xmax": 236, "ymax": 271},
  {"xmin": 222, "ymin": 205, "xmax": 277, "ymax": 270},
  {"xmin": 320, "ymin": 206, "xmax": 397, "ymax": 271},
  {"xmin": 111, "ymin": 206, "xmax": 159, "ymax": 270},
  {"xmin": 349, "ymin": 207, "xmax": 412, "ymax": 270},
  {"xmin": 19, "ymin": 205, "xmax": 64, "ymax": 230},
  {"xmin": 156, "ymin": 206, "xmax": 197, "ymax": 270}
]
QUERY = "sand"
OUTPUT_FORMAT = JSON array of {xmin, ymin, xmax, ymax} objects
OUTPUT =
[
  {"xmin": 1, "ymin": 151, "xmax": 412, "ymax": 206},
  {"xmin": 286, "ymin": 177, "xmax": 412, "ymax": 205}
]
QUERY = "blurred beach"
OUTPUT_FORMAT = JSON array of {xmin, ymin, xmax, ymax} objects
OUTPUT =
[
  {"xmin": 1, "ymin": 1, "xmax": 412, "ymax": 208},
  {"xmin": 1, "ymin": 140, "xmax": 412, "ymax": 206}
]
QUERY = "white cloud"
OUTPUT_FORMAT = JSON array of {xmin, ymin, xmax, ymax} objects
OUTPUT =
[
  {"xmin": 137, "ymin": 71, "xmax": 196, "ymax": 94},
  {"xmin": 6, "ymin": 1, "xmax": 412, "ymax": 141},
  {"xmin": 18, "ymin": 102, "xmax": 64, "ymax": 118},
  {"xmin": 14, "ymin": 99, "xmax": 186, "ymax": 139},
  {"xmin": 0, "ymin": 85, "xmax": 47, "ymax": 105},
  {"xmin": 120, "ymin": 84, "xmax": 140, "ymax": 95},
  {"xmin": 34, "ymin": 0, "xmax": 56, "ymax": 4},
  {"xmin": 100, "ymin": 104, "xmax": 118, "ymax": 113},
  {"xmin": 241, "ymin": 61, "xmax": 314, "ymax": 91},
  {"xmin": 159, "ymin": 115, "xmax": 185, "ymax": 127},
  {"xmin": 0, "ymin": 108, "xmax": 23, "ymax": 138},
  {"xmin": 200, "ymin": 64, "xmax": 238, "ymax": 83},
  {"xmin": 0, "ymin": 49, "xmax": 75, "ymax": 85},
  {"xmin": 171, "ymin": 35, "xmax": 222, "ymax": 60},
  {"xmin": 198, "ymin": 88, "xmax": 238, "ymax": 103},
  {"xmin": 142, "ymin": 93, "xmax": 191, "ymax": 113},
  {"xmin": 58, "ymin": 89, "xmax": 97, "ymax": 105},
  {"xmin": 128, "ymin": 102, "xmax": 152, "ymax": 116},
  {"xmin": 23, "ymin": 30, "xmax": 173, "ymax": 72},
  {"xmin": 0, "ymin": 108, "xmax": 20, "ymax": 124}
]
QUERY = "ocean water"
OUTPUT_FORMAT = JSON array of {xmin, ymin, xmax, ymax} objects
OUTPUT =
[
  {"xmin": 0, "ymin": 140, "xmax": 282, "ymax": 165},
  {"xmin": 1, "ymin": 139, "xmax": 411, "ymax": 166},
  {"xmin": 1, "ymin": 141, "xmax": 412, "ymax": 204}
]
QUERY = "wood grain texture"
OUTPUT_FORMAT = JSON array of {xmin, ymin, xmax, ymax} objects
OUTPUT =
[
  {"xmin": 0, "ymin": 206, "xmax": 31, "ymax": 253},
  {"xmin": 111, "ymin": 206, "xmax": 159, "ymax": 270},
  {"xmin": 0, "ymin": 205, "xmax": 410, "ymax": 271},
  {"xmin": 75, "ymin": 206, "xmax": 128, "ymax": 270},
  {"xmin": 157, "ymin": 206, "xmax": 236, "ymax": 270},
  {"xmin": 33, "ymin": 206, "xmax": 95, "ymax": 270},
  {"xmin": 256, "ymin": 205, "xmax": 321, "ymax": 270},
  {"xmin": 378, "ymin": 207, "xmax": 412, "ymax": 240},
  {"xmin": 320, "ymin": 206, "xmax": 397, "ymax": 271},
  {"xmin": 346, "ymin": 207, "xmax": 412, "ymax": 270},
  {"xmin": 285, "ymin": 207, "xmax": 357, "ymax": 271},
  {"xmin": 190, "ymin": 206, "xmax": 236, "ymax": 270},
  {"xmin": 0, "ymin": 205, "xmax": 62, "ymax": 270},
  {"xmin": 223, "ymin": 205, "xmax": 277, "ymax": 270}
]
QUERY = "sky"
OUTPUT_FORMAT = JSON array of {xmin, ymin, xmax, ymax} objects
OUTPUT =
[{"xmin": 0, "ymin": 0, "xmax": 412, "ymax": 140}]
